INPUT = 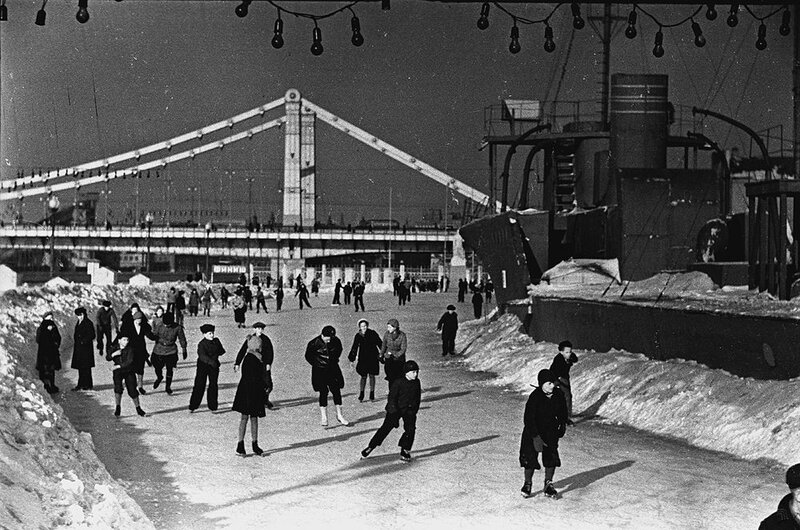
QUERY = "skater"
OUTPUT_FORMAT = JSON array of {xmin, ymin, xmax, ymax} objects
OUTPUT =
[
  {"xmin": 255, "ymin": 286, "xmax": 268, "ymax": 313},
  {"xmin": 150, "ymin": 311, "xmax": 187, "ymax": 395},
  {"xmin": 343, "ymin": 281, "xmax": 353, "ymax": 305},
  {"xmin": 201, "ymin": 286, "xmax": 217, "ymax": 316},
  {"xmin": 397, "ymin": 278, "xmax": 408, "ymax": 306},
  {"xmin": 311, "ymin": 277, "xmax": 320, "ymax": 297},
  {"xmin": 379, "ymin": 318, "xmax": 407, "ymax": 389},
  {"xmin": 71, "ymin": 307, "xmax": 96, "ymax": 391},
  {"xmin": 189, "ymin": 324, "xmax": 226, "ymax": 412},
  {"xmin": 332, "ymin": 279, "xmax": 342, "ymax": 305},
  {"xmin": 151, "ymin": 305, "xmax": 165, "ymax": 332},
  {"xmin": 109, "ymin": 333, "xmax": 147, "ymax": 417},
  {"xmin": 275, "ymin": 284, "xmax": 284, "ymax": 311},
  {"xmin": 549, "ymin": 340, "xmax": 579, "ymax": 425},
  {"xmin": 457, "ymin": 278, "xmax": 467, "ymax": 303},
  {"xmin": 243, "ymin": 284, "xmax": 253, "ymax": 310},
  {"xmin": 519, "ymin": 369, "xmax": 568, "ymax": 499},
  {"xmin": 220, "ymin": 285, "xmax": 230, "ymax": 309},
  {"xmin": 236, "ymin": 322, "xmax": 275, "ymax": 410},
  {"xmin": 35, "ymin": 311, "xmax": 62, "ymax": 394},
  {"xmin": 759, "ymin": 463, "xmax": 800, "ymax": 529},
  {"xmin": 95, "ymin": 300, "xmax": 119, "ymax": 356},
  {"xmin": 295, "ymin": 282, "xmax": 312, "ymax": 310},
  {"xmin": 360, "ymin": 360, "xmax": 421, "ymax": 462},
  {"xmin": 122, "ymin": 310, "xmax": 155, "ymax": 395},
  {"xmin": 348, "ymin": 319, "xmax": 383, "ymax": 402},
  {"xmin": 120, "ymin": 302, "xmax": 141, "ymax": 330},
  {"xmin": 232, "ymin": 291, "xmax": 247, "ymax": 328},
  {"xmin": 166, "ymin": 287, "xmax": 177, "ymax": 316},
  {"xmin": 392, "ymin": 275, "xmax": 400, "ymax": 296},
  {"xmin": 485, "ymin": 279, "xmax": 494, "ymax": 302},
  {"xmin": 232, "ymin": 333, "xmax": 267, "ymax": 456},
  {"xmin": 353, "ymin": 281, "xmax": 365, "ymax": 312},
  {"xmin": 436, "ymin": 304, "xmax": 459, "ymax": 356},
  {"xmin": 471, "ymin": 290, "xmax": 483, "ymax": 319},
  {"xmin": 188, "ymin": 288, "xmax": 200, "ymax": 317},
  {"xmin": 174, "ymin": 290, "xmax": 186, "ymax": 326},
  {"xmin": 305, "ymin": 325, "xmax": 349, "ymax": 426}
]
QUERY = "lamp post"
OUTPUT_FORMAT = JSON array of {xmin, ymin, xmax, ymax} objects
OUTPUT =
[
  {"xmin": 145, "ymin": 212, "xmax": 154, "ymax": 273},
  {"xmin": 188, "ymin": 186, "xmax": 198, "ymax": 226},
  {"xmin": 205, "ymin": 221, "xmax": 212, "ymax": 282},
  {"xmin": 47, "ymin": 195, "xmax": 60, "ymax": 278}
]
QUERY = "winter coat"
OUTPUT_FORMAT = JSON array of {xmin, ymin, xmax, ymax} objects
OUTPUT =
[
  {"xmin": 188, "ymin": 291, "xmax": 200, "ymax": 308},
  {"xmin": 175, "ymin": 294, "xmax": 186, "ymax": 311},
  {"xmin": 201, "ymin": 289, "xmax": 216, "ymax": 303},
  {"xmin": 386, "ymin": 375, "xmax": 421, "ymax": 415},
  {"xmin": 305, "ymin": 336, "xmax": 345, "ymax": 391},
  {"xmin": 232, "ymin": 339, "xmax": 267, "ymax": 418},
  {"xmin": 151, "ymin": 322, "xmax": 187, "ymax": 357},
  {"xmin": 437, "ymin": 312, "xmax": 459, "ymax": 337},
  {"xmin": 120, "ymin": 320, "xmax": 156, "ymax": 371},
  {"xmin": 348, "ymin": 329, "xmax": 383, "ymax": 376},
  {"xmin": 353, "ymin": 283, "xmax": 365, "ymax": 297},
  {"xmin": 167, "ymin": 290, "xmax": 176, "ymax": 304},
  {"xmin": 380, "ymin": 329, "xmax": 407, "ymax": 381},
  {"xmin": 95, "ymin": 307, "xmax": 119, "ymax": 331},
  {"xmin": 197, "ymin": 338, "xmax": 226, "ymax": 368},
  {"xmin": 71, "ymin": 318, "xmax": 97, "ymax": 370},
  {"xmin": 35, "ymin": 319, "xmax": 62, "ymax": 372},
  {"xmin": 550, "ymin": 351, "xmax": 579, "ymax": 385},
  {"xmin": 237, "ymin": 335, "xmax": 274, "ymax": 368},
  {"xmin": 519, "ymin": 387, "xmax": 568, "ymax": 467},
  {"xmin": 111, "ymin": 344, "xmax": 136, "ymax": 375},
  {"xmin": 759, "ymin": 494, "xmax": 800, "ymax": 530}
]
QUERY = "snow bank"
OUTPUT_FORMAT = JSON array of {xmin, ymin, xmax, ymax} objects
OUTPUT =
[
  {"xmin": 457, "ymin": 313, "xmax": 800, "ymax": 467},
  {"xmin": 0, "ymin": 282, "xmax": 170, "ymax": 529}
]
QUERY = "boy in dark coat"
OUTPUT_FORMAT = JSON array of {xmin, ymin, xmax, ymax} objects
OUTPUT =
[
  {"xmin": 95, "ymin": 300, "xmax": 119, "ymax": 356},
  {"xmin": 109, "ymin": 334, "xmax": 146, "ymax": 417},
  {"xmin": 759, "ymin": 463, "xmax": 800, "ymax": 529},
  {"xmin": 549, "ymin": 340, "xmax": 579, "ymax": 425},
  {"xmin": 189, "ymin": 324, "xmax": 226, "ymax": 412},
  {"xmin": 519, "ymin": 369, "xmax": 568, "ymax": 498},
  {"xmin": 361, "ymin": 360, "xmax": 421, "ymax": 462},
  {"xmin": 71, "ymin": 307, "xmax": 96, "ymax": 391},
  {"xmin": 436, "ymin": 304, "xmax": 459, "ymax": 356},
  {"xmin": 35, "ymin": 311, "xmax": 62, "ymax": 394},
  {"xmin": 353, "ymin": 281, "xmax": 366, "ymax": 312}
]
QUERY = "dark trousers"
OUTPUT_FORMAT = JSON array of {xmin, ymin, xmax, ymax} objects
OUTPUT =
[
  {"xmin": 369, "ymin": 410, "xmax": 417, "ymax": 451},
  {"xmin": 442, "ymin": 333, "xmax": 456, "ymax": 355},
  {"xmin": 256, "ymin": 299, "xmax": 268, "ymax": 313},
  {"xmin": 152, "ymin": 353, "xmax": 178, "ymax": 384},
  {"xmin": 97, "ymin": 326, "xmax": 114, "ymax": 354},
  {"xmin": 344, "ymin": 293, "xmax": 351, "ymax": 304},
  {"xmin": 77, "ymin": 368, "xmax": 93, "ymax": 389},
  {"xmin": 189, "ymin": 362, "xmax": 219, "ymax": 410},
  {"xmin": 557, "ymin": 380, "xmax": 573, "ymax": 418},
  {"xmin": 202, "ymin": 302, "xmax": 212, "ymax": 316},
  {"xmin": 473, "ymin": 304, "xmax": 482, "ymax": 319},
  {"xmin": 113, "ymin": 370, "xmax": 139, "ymax": 398},
  {"xmin": 299, "ymin": 295, "xmax": 311, "ymax": 309},
  {"xmin": 276, "ymin": 297, "xmax": 283, "ymax": 311},
  {"xmin": 318, "ymin": 383, "xmax": 342, "ymax": 406},
  {"xmin": 354, "ymin": 295, "xmax": 365, "ymax": 312}
]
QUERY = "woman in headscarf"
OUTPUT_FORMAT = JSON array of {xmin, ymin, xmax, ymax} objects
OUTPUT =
[
  {"xmin": 232, "ymin": 291, "xmax": 247, "ymax": 328},
  {"xmin": 305, "ymin": 325, "xmax": 349, "ymax": 427},
  {"xmin": 232, "ymin": 333, "xmax": 267, "ymax": 456},
  {"xmin": 35, "ymin": 311, "xmax": 62, "ymax": 394},
  {"xmin": 379, "ymin": 318, "xmax": 407, "ymax": 389},
  {"xmin": 348, "ymin": 319, "xmax": 382, "ymax": 402}
]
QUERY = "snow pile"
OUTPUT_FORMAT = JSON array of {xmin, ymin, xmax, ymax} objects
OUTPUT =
[
  {"xmin": 457, "ymin": 313, "xmax": 800, "ymax": 467},
  {"xmin": 0, "ymin": 282, "xmax": 170, "ymax": 529}
]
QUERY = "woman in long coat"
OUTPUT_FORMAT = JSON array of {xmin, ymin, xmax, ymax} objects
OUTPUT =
[
  {"xmin": 380, "ymin": 318, "xmax": 407, "ymax": 388},
  {"xmin": 232, "ymin": 292, "xmax": 247, "ymax": 328},
  {"xmin": 348, "ymin": 319, "xmax": 382, "ymax": 402},
  {"xmin": 36, "ymin": 311, "xmax": 62, "ymax": 394},
  {"xmin": 71, "ymin": 307, "xmax": 96, "ymax": 391},
  {"xmin": 232, "ymin": 334, "xmax": 267, "ymax": 456},
  {"xmin": 305, "ymin": 325, "xmax": 349, "ymax": 426}
]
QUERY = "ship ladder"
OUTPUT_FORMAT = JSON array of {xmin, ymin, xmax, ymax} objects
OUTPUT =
[{"xmin": 553, "ymin": 144, "xmax": 576, "ymax": 212}]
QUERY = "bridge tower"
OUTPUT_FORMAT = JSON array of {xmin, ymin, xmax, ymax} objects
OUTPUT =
[{"xmin": 282, "ymin": 89, "xmax": 316, "ymax": 229}]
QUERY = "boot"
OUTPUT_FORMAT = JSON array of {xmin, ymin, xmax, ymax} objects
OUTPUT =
[
  {"xmin": 252, "ymin": 442, "xmax": 264, "ymax": 456},
  {"xmin": 369, "ymin": 391, "xmax": 375, "ymax": 401},
  {"xmin": 520, "ymin": 482, "xmax": 532, "ymax": 497},
  {"xmin": 236, "ymin": 441, "xmax": 246, "ymax": 456},
  {"xmin": 335, "ymin": 405, "xmax": 349, "ymax": 426},
  {"xmin": 358, "ymin": 391, "xmax": 364, "ymax": 402},
  {"xmin": 320, "ymin": 406, "xmax": 328, "ymax": 426},
  {"xmin": 153, "ymin": 374, "xmax": 163, "ymax": 389},
  {"xmin": 400, "ymin": 449, "xmax": 411, "ymax": 462},
  {"xmin": 165, "ymin": 377, "xmax": 173, "ymax": 395},
  {"xmin": 114, "ymin": 405, "xmax": 121, "ymax": 417},
  {"xmin": 543, "ymin": 480, "xmax": 558, "ymax": 498},
  {"xmin": 360, "ymin": 446, "xmax": 373, "ymax": 458},
  {"xmin": 136, "ymin": 406, "xmax": 147, "ymax": 417}
]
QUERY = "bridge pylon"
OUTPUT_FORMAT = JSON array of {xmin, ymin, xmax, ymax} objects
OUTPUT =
[{"xmin": 282, "ymin": 89, "xmax": 316, "ymax": 229}]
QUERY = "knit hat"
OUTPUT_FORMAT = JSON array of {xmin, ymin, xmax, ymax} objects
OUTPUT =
[
  {"xmin": 537, "ymin": 369, "xmax": 556, "ymax": 387},
  {"xmin": 321, "ymin": 325, "xmax": 336, "ymax": 337},
  {"xmin": 404, "ymin": 360, "xmax": 419, "ymax": 373},
  {"xmin": 102, "ymin": 300, "xmax": 112, "ymax": 307},
  {"xmin": 446, "ymin": 304, "xmax": 456, "ymax": 310},
  {"xmin": 387, "ymin": 318, "xmax": 400, "ymax": 329},
  {"xmin": 357, "ymin": 319, "xmax": 369, "ymax": 327},
  {"xmin": 162, "ymin": 311, "xmax": 174, "ymax": 325},
  {"xmin": 787, "ymin": 463, "xmax": 800, "ymax": 490},
  {"xmin": 200, "ymin": 324, "xmax": 215, "ymax": 334},
  {"xmin": 74, "ymin": 307, "xmax": 86, "ymax": 316}
]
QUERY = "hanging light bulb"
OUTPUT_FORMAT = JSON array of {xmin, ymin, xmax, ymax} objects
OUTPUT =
[
  {"xmin": 508, "ymin": 23, "xmax": 521, "ymax": 54},
  {"xmin": 272, "ymin": 16, "xmax": 284, "ymax": 49},
  {"xmin": 625, "ymin": 9, "xmax": 637, "ymax": 39},
  {"xmin": 779, "ymin": 9, "xmax": 791, "ymax": 37},
  {"xmin": 35, "ymin": 1, "xmax": 47, "ymax": 26},
  {"xmin": 310, "ymin": 24, "xmax": 323, "ymax": 56},
  {"xmin": 235, "ymin": 0, "xmax": 250, "ymax": 18},
  {"xmin": 652, "ymin": 28, "xmax": 664, "ymax": 58},
  {"xmin": 705, "ymin": 4, "xmax": 717, "ymax": 21},
  {"xmin": 571, "ymin": 3, "xmax": 585, "ymax": 30},
  {"xmin": 75, "ymin": 0, "xmax": 89, "ymax": 23},
  {"xmin": 476, "ymin": 2, "xmax": 490, "ymax": 31},
  {"xmin": 726, "ymin": 4, "xmax": 738, "ymax": 28},
  {"xmin": 755, "ymin": 22, "xmax": 767, "ymax": 50},
  {"xmin": 0, "ymin": 0, "xmax": 7, "ymax": 22},
  {"xmin": 691, "ymin": 20, "xmax": 706, "ymax": 47},
  {"xmin": 543, "ymin": 23, "xmax": 555, "ymax": 53},
  {"xmin": 351, "ymin": 14, "xmax": 364, "ymax": 46}
]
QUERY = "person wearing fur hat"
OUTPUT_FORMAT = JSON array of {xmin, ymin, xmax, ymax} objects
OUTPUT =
[
  {"xmin": 760, "ymin": 463, "xmax": 800, "ymax": 529},
  {"xmin": 189, "ymin": 324, "xmax": 226, "ymax": 412},
  {"xmin": 71, "ymin": 307, "xmax": 97, "ymax": 391},
  {"xmin": 436, "ymin": 304, "xmax": 459, "ymax": 356},
  {"xmin": 549, "ymin": 340, "xmax": 579, "ymax": 425},
  {"xmin": 109, "ymin": 333, "xmax": 146, "ymax": 417},
  {"xmin": 150, "ymin": 311, "xmax": 187, "ymax": 395},
  {"xmin": 360, "ymin": 360, "xmax": 421, "ymax": 462},
  {"xmin": 305, "ymin": 325, "xmax": 349, "ymax": 427},
  {"xmin": 232, "ymin": 331, "xmax": 268, "ymax": 456},
  {"xmin": 379, "ymin": 318, "xmax": 407, "ymax": 388},
  {"xmin": 235, "ymin": 322, "xmax": 275, "ymax": 410},
  {"xmin": 120, "ymin": 308, "xmax": 156, "ymax": 395},
  {"xmin": 348, "ymin": 319, "xmax": 383, "ymax": 402},
  {"xmin": 95, "ymin": 300, "xmax": 119, "ymax": 356},
  {"xmin": 35, "ymin": 311, "xmax": 62, "ymax": 394},
  {"xmin": 519, "ymin": 368, "xmax": 569, "ymax": 499}
]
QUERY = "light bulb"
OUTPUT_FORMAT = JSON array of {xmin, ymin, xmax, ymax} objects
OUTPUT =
[
  {"xmin": 779, "ymin": 9, "xmax": 791, "ymax": 37},
  {"xmin": 692, "ymin": 21, "xmax": 706, "ymax": 47},
  {"xmin": 571, "ymin": 3, "xmax": 584, "ymax": 30},
  {"xmin": 35, "ymin": 7, "xmax": 46, "ymax": 26},
  {"xmin": 625, "ymin": 10, "xmax": 637, "ymax": 39},
  {"xmin": 477, "ymin": 3, "xmax": 489, "ymax": 31},
  {"xmin": 75, "ymin": 0, "xmax": 89, "ymax": 23},
  {"xmin": 272, "ymin": 18, "xmax": 284, "ymax": 49},
  {"xmin": 235, "ymin": 0, "xmax": 250, "ymax": 18},
  {"xmin": 509, "ymin": 25, "xmax": 520, "ymax": 54},
  {"xmin": 705, "ymin": 4, "xmax": 717, "ymax": 21},
  {"xmin": 351, "ymin": 15, "xmax": 364, "ymax": 46},
  {"xmin": 543, "ymin": 25, "xmax": 555, "ymax": 53},
  {"xmin": 727, "ymin": 5, "xmax": 738, "ymax": 28},
  {"xmin": 755, "ymin": 23, "xmax": 767, "ymax": 50},
  {"xmin": 311, "ymin": 26, "xmax": 323, "ymax": 56},
  {"xmin": 653, "ymin": 30, "xmax": 664, "ymax": 58}
]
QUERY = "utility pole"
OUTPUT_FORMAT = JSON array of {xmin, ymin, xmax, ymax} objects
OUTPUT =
[
  {"xmin": 443, "ymin": 181, "xmax": 449, "ymax": 275},
  {"xmin": 388, "ymin": 186, "xmax": 393, "ymax": 271}
]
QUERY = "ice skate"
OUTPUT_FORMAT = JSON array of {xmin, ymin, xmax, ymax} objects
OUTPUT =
[
  {"xmin": 336, "ymin": 405, "xmax": 349, "ymax": 426},
  {"xmin": 360, "ymin": 446, "xmax": 373, "ymax": 459},
  {"xmin": 320, "ymin": 406, "xmax": 328, "ymax": 427},
  {"xmin": 520, "ymin": 483, "xmax": 532, "ymax": 498},
  {"xmin": 400, "ymin": 449, "xmax": 411, "ymax": 462},
  {"xmin": 136, "ymin": 406, "xmax": 147, "ymax": 417},
  {"xmin": 114, "ymin": 405, "xmax": 121, "ymax": 417},
  {"xmin": 236, "ymin": 441, "xmax": 246, "ymax": 456},
  {"xmin": 252, "ymin": 442, "xmax": 264, "ymax": 456},
  {"xmin": 543, "ymin": 480, "xmax": 558, "ymax": 499}
]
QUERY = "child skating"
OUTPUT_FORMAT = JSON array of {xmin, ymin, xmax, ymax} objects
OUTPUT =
[{"xmin": 109, "ymin": 334, "xmax": 147, "ymax": 418}]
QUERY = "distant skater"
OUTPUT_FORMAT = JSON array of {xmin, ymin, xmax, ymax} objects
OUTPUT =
[
  {"xmin": 71, "ymin": 307, "xmax": 96, "ymax": 391},
  {"xmin": 305, "ymin": 325, "xmax": 349, "ymax": 427},
  {"xmin": 95, "ymin": 300, "xmax": 119, "ymax": 356},
  {"xmin": 189, "ymin": 324, "xmax": 225, "ymax": 412},
  {"xmin": 201, "ymin": 286, "xmax": 217, "ymax": 317},
  {"xmin": 296, "ymin": 282, "xmax": 312, "ymax": 309},
  {"xmin": 150, "ymin": 311, "xmax": 187, "ymax": 395},
  {"xmin": 471, "ymin": 290, "xmax": 483, "ymax": 319},
  {"xmin": 232, "ymin": 292, "xmax": 247, "ymax": 328},
  {"xmin": 436, "ymin": 304, "xmax": 459, "ymax": 356},
  {"xmin": 348, "ymin": 319, "xmax": 383, "ymax": 402},
  {"xmin": 549, "ymin": 340, "xmax": 579, "ymax": 425},
  {"xmin": 353, "ymin": 281, "xmax": 366, "ymax": 312},
  {"xmin": 380, "ymin": 318, "xmax": 407, "ymax": 389},
  {"xmin": 35, "ymin": 311, "xmax": 62, "ymax": 394},
  {"xmin": 275, "ymin": 284, "xmax": 284, "ymax": 311},
  {"xmin": 232, "ymin": 334, "xmax": 267, "ymax": 456},
  {"xmin": 332, "ymin": 279, "xmax": 342, "ymax": 305},
  {"xmin": 360, "ymin": 360, "xmax": 421, "ymax": 462},
  {"xmin": 343, "ymin": 281, "xmax": 353, "ymax": 305},
  {"xmin": 255, "ymin": 287, "xmax": 268, "ymax": 313}
]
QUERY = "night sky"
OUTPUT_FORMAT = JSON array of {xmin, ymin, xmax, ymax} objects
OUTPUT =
[{"xmin": 0, "ymin": 1, "xmax": 793, "ymax": 226}]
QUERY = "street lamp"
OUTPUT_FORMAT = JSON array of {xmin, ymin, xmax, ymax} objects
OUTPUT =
[
  {"xmin": 188, "ymin": 186, "xmax": 198, "ymax": 226},
  {"xmin": 145, "ymin": 212, "xmax": 154, "ymax": 273},
  {"xmin": 205, "ymin": 221, "xmax": 212, "ymax": 281},
  {"xmin": 47, "ymin": 195, "xmax": 60, "ymax": 278}
]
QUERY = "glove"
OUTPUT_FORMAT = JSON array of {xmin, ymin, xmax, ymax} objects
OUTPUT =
[
  {"xmin": 533, "ymin": 436, "xmax": 547, "ymax": 452},
  {"xmin": 182, "ymin": 350, "xmax": 188, "ymax": 360}
]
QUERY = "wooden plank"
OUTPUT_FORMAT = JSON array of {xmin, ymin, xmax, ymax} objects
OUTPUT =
[
  {"xmin": 758, "ymin": 199, "xmax": 768, "ymax": 292},
  {"xmin": 748, "ymin": 196, "xmax": 757, "ymax": 289},
  {"xmin": 779, "ymin": 194, "xmax": 788, "ymax": 299}
]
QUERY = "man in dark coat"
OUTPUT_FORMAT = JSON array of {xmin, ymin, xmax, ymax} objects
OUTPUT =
[
  {"xmin": 360, "ymin": 360, "xmax": 421, "ymax": 462},
  {"xmin": 519, "ymin": 369, "xmax": 568, "ymax": 498},
  {"xmin": 71, "ymin": 307, "xmax": 96, "ymax": 391},
  {"xmin": 760, "ymin": 463, "xmax": 800, "ymax": 529},
  {"xmin": 121, "ymin": 310, "xmax": 156, "ymax": 395},
  {"xmin": 305, "ymin": 325, "xmax": 348, "ymax": 426},
  {"xmin": 36, "ymin": 311, "xmax": 62, "ymax": 394},
  {"xmin": 343, "ymin": 281, "xmax": 353, "ymax": 305},
  {"xmin": 332, "ymin": 279, "xmax": 342, "ymax": 305},
  {"xmin": 457, "ymin": 278, "xmax": 467, "ymax": 303},
  {"xmin": 95, "ymin": 300, "xmax": 119, "ymax": 356},
  {"xmin": 436, "ymin": 304, "xmax": 459, "ymax": 356},
  {"xmin": 189, "ymin": 324, "xmax": 226, "ymax": 412},
  {"xmin": 471, "ymin": 290, "xmax": 483, "ymax": 319},
  {"xmin": 353, "ymin": 281, "xmax": 366, "ymax": 312},
  {"xmin": 275, "ymin": 284, "xmax": 284, "ymax": 311},
  {"xmin": 549, "ymin": 340, "xmax": 579, "ymax": 425}
]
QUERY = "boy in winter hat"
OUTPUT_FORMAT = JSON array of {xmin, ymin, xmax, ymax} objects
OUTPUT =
[
  {"xmin": 549, "ymin": 340, "xmax": 578, "ymax": 425},
  {"xmin": 189, "ymin": 324, "xmax": 226, "ymax": 412},
  {"xmin": 759, "ymin": 463, "xmax": 800, "ymax": 529},
  {"xmin": 361, "ymin": 360, "xmax": 421, "ymax": 462},
  {"xmin": 518, "ymin": 369, "xmax": 568, "ymax": 498},
  {"xmin": 436, "ymin": 304, "xmax": 459, "ymax": 356},
  {"xmin": 109, "ymin": 333, "xmax": 146, "ymax": 418}
]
